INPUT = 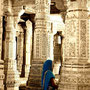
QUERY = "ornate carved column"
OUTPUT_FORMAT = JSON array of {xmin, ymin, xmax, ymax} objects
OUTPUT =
[
  {"xmin": 4, "ymin": 12, "xmax": 19, "ymax": 90},
  {"xmin": 58, "ymin": 0, "xmax": 90, "ymax": 90},
  {"xmin": 13, "ymin": 6, "xmax": 25, "ymax": 76},
  {"xmin": 25, "ymin": 20, "xmax": 32, "ymax": 78},
  {"xmin": 17, "ymin": 30, "xmax": 24, "ymax": 75},
  {"xmin": 0, "ymin": 60, "xmax": 4, "ymax": 90},
  {"xmin": 0, "ymin": 0, "xmax": 4, "ymax": 90},
  {"xmin": 27, "ymin": 0, "xmax": 51, "ymax": 89},
  {"xmin": 0, "ymin": 2, "xmax": 3, "ymax": 60}
]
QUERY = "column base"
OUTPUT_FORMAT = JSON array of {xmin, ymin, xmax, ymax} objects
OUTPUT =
[
  {"xmin": 25, "ymin": 64, "xmax": 31, "ymax": 78},
  {"xmin": 5, "ymin": 60, "xmax": 20, "ymax": 90},
  {"xmin": 0, "ymin": 85, "xmax": 4, "ymax": 90},
  {"xmin": 26, "ymin": 86, "xmax": 42, "ymax": 90},
  {"xmin": 58, "ymin": 63, "xmax": 90, "ymax": 90},
  {"xmin": 0, "ymin": 60, "xmax": 4, "ymax": 90},
  {"xmin": 27, "ymin": 59, "xmax": 45, "ymax": 90},
  {"xmin": 7, "ymin": 87, "xmax": 19, "ymax": 90},
  {"xmin": 53, "ymin": 62, "xmax": 61, "ymax": 75}
]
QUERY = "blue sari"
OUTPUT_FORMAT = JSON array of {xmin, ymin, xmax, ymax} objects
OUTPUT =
[{"xmin": 41, "ymin": 60, "xmax": 55, "ymax": 90}]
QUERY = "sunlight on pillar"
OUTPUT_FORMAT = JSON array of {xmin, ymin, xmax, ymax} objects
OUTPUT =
[
  {"xmin": 18, "ymin": 9, "xmax": 25, "ymax": 17},
  {"xmin": 53, "ymin": 63, "xmax": 61, "ymax": 75},
  {"xmin": 50, "ymin": 15, "xmax": 63, "ymax": 22},
  {"xmin": 50, "ymin": 14, "xmax": 65, "ymax": 35},
  {"xmin": 58, "ymin": 36, "xmax": 61, "ymax": 44}
]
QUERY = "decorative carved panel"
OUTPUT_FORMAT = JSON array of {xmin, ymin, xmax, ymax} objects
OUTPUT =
[{"xmin": 79, "ymin": 20, "xmax": 87, "ymax": 57}]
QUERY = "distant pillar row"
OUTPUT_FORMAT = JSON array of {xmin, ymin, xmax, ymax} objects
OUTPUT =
[
  {"xmin": 27, "ymin": 0, "xmax": 51, "ymax": 89},
  {"xmin": 4, "ymin": 12, "xmax": 19, "ymax": 90},
  {"xmin": 58, "ymin": 0, "xmax": 90, "ymax": 90}
]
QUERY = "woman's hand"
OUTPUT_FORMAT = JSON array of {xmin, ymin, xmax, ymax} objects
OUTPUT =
[{"xmin": 50, "ymin": 78, "xmax": 58, "ymax": 89}]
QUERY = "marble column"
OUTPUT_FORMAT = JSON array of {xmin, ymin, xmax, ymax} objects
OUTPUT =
[
  {"xmin": 17, "ymin": 31, "xmax": 24, "ymax": 75},
  {"xmin": 27, "ymin": 0, "xmax": 51, "ymax": 89},
  {"xmin": 0, "ymin": 60, "xmax": 4, "ymax": 90},
  {"xmin": 0, "ymin": 11, "xmax": 4, "ymax": 90},
  {"xmin": 25, "ymin": 20, "xmax": 32, "ymax": 78},
  {"xmin": 13, "ymin": 11, "xmax": 24, "ymax": 76},
  {"xmin": 58, "ymin": 0, "xmax": 90, "ymax": 90},
  {"xmin": 4, "ymin": 12, "xmax": 19, "ymax": 90},
  {"xmin": 0, "ymin": 16, "xmax": 3, "ymax": 60},
  {"xmin": 0, "ymin": 0, "xmax": 4, "ymax": 90}
]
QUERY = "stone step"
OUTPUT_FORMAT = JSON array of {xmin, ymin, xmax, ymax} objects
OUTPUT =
[
  {"xmin": 27, "ymin": 60, "xmax": 45, "ymax": 90},
  {"xmin": 19, "ymin": 86, "xmax": 26, "ymax": 90},
  {"xmin": 28, "ymin": 78, "xmax": 41, "ymax": 86},
  {"xmin": 29, "ymin": 74, "xmax": 41, "ymax": 79},
  {"xmin": 29, "ymin": 66, "xmax": 42, "ymax": 75},
  {"xmin": 31, "ymin": 60, "xmax": 45, "ymax": 64},
  {"xmin": 26, "ymin": 86, "xmax": 42, "ymax": 90}
]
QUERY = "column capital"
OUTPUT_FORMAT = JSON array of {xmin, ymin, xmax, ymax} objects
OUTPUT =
[{"xmin": 13, "ymin": 6, "xmax": 25, "ymax": 16}]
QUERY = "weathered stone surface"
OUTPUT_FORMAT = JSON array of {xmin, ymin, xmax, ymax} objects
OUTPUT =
[
  {"xmin": 58, "ymin": 0, "xmax": 90, "ymax": 90},
  {"xmin": 0, "ymin": 0, "xmax": 90, "ymax": 90}
]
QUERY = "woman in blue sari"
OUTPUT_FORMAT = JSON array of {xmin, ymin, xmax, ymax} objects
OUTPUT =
[{"xmin": 41, "ymin": 60, "xmax": 58, "ymax": 90}]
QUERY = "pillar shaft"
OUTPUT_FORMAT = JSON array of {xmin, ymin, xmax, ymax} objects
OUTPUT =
[
  {"xmin": 0, "ymin": 16, "xmax": 4, "ymax": 89},
  {"xmin": 25, "ymin": 20, "xmax": 32, "ymax": 78},
  {"xmin": 17, "ymin": 32, "xmax": 24, "ymax": 75},
  {"xmin": 4, "ymin": 13, "xmax": 19, "ymax": 90},
  {"xmin": 33, "ymin": 0, "xmax": 51, "ymax": 60},
  {"xmin": 0, "ymin": 0, "xmax": 3, "ymax": 60},
  {"xmin": 58, "ymin": 1, "xmax": 90, "ymax": 90},
  {"xmin": 0, "ymin": 0, "xmax": 4, "ymax": 89},
  {"xmin": 13, "ymin": 14, "xmax": 23, "ymax": 76},
  {"xmin": 0, "ymin": 16, "xmax": 3, "ymax": 60},
  {"xmin": 27, "ymin": 0, "xmax": 51, "ymax": 89}
]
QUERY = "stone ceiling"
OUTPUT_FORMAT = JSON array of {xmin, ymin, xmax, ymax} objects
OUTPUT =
[
  {"xmin": 12, "ymin": 0, "xmax": 65, "ymax": 11},
  {"xmin": 11, "ymin": 0, "xmax": 90, "ymax": 9},
  {"xmin": 10, "ymin": 0, "xmax": 90, "ymax": 17},
  {"xmin": 51, "ymin": 0, "xmax": 66, "ymax": 10}
]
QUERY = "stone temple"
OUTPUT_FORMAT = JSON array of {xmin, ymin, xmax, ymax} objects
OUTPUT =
[{"xmin": 0, "ymin": 0, "xmax": 90, "ymax": 90}]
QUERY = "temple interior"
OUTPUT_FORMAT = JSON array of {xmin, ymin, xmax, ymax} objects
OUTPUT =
[{"xmin": 0, "ymin": 0, "xmax": 90, "ymax": 90}]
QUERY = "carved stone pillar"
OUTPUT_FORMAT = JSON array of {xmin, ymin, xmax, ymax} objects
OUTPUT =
[
  {"xmin": 0, "ymin": 14, "xmax": 4, "ymax": 90},
  {"xmin": 4, "ymin": 12, "xmax": 19, "ymax": 90},
  {"xmin": 0, "ymin": 0, "xmax": 4, "ymax": 90},
  {"xmin": 27, "ymin": 0, "xmax": 51, "ymax": 89},
  {"xmin": 24, "ymin": 20, "xmax": 32, "ymax": 78},
  {"xmin": 0, "ymin": 16, "xmax": 3, "ymax": 60},
  {"xmin": 58, "ymin": 1, "xmax": 90, "ymax": 90},
  {"xmin": 17, "ymin": 31, "xmax": 24, "ymax": 75},
  {"xmin": 0, "ymin": 60, "xmax": 4, "ymax": 90},
  {"xmin": 13, "ymin": 7, "xmax": 24, "ymax": 76}
]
